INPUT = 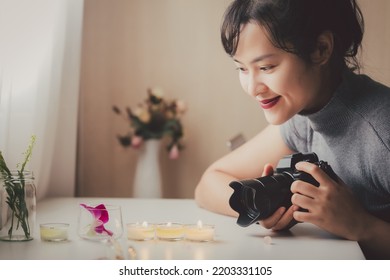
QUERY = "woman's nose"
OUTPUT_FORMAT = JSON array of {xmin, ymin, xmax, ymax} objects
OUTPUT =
[{"xmin": 247, "ymin": 74, "xmax": 268, "ymax": 97}]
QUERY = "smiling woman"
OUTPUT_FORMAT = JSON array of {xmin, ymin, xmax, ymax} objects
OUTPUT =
[
  {"xmin": 195, "ymin": 0, "xmax": 390, "ymax": 259},
  {"xmin": 232, "ymin": 23, "xmax": 334, "ymax": 124}
]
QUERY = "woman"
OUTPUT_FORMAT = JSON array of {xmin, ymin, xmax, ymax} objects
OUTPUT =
[{"xmin": 195, "ymin": 0, "xmax": 390, "ymax": 259}]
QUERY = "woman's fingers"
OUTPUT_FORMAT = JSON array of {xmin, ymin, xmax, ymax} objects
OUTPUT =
[
  {"xmin": 271, "ymin": 205, "xmax": 299, "ymax": 231},
  {"xmin": 261, "ymin": 163, "xmax": 274, "ymax": 176},
  {"xmin": 260, "ymin": 207, "xmax": 286, "ymax": 229},
  {"xmin": 259, "ymin": 205, "xmax": 298, "ymax": 230}
]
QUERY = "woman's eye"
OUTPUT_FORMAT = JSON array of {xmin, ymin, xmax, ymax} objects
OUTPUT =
[
  {"xmin": 236, "ymin": 67, "xmax": 247, "ymax": 73},
  {"xmin": 260, "ymin": 65, "xmax": 275, "ymax": 71}
]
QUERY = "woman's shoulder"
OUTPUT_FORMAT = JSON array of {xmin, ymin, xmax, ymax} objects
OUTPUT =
[
  {"xmin": 340, "ymin": 71, "xmax": 390, "ymax": 117},
  {"xmin": 345, "ymin": 70, "xmax": 390, "ymax": 99},
  {"xmin": 342, "ymin": 71, "xmax": 390, "ymax": 148}
]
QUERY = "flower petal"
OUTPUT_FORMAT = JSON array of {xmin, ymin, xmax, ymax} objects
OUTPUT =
[
  {"xmin": 80, "ymin": 203, "xmax": 113, "ymax": 236},
  {"xmin": 94, "ymin": 204, "xmax": 109, "ymax": 223}
]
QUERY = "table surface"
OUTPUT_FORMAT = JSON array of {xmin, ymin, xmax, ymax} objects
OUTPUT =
[{"xmin": 0, "ymin": 197, "xmax": 365, "ymax": 260}]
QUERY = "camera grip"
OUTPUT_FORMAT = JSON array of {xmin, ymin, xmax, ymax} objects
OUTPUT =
[{"xmin": 319, "ymin": 161, "xmax": 339, "ymax": 182}]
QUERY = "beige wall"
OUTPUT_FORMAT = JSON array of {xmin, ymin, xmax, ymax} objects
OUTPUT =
[
  {"xmin": 359, "ymin": 0, "xmax": 390, "ymax": 85},
  {"xmin": 1, "ymin": 0, "xmax": 83, "ymax": 199},
  {"xmin": 77, "ymin": 0, "xmax": 390, "ymax": 198}
]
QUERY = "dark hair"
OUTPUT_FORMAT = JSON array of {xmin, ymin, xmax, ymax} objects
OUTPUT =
[{"xmin": 221, "ymin": 0, "xmax": 364, "ymax": 71}]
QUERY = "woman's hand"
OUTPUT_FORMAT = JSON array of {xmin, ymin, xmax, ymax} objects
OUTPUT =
[
  {"xmin": 291, "ymin": 161, "xmax": 370, "ymax": 240},
  {"xmin": 259, "ymin": 161, "xmax": 390, "ymax": 259},
  {"xmin": 258, "ymin": 163, "xmax": 298, "ymax": 231}
]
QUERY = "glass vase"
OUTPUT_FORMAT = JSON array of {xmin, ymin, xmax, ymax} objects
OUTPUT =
[{"xmin": 0, "ymin": 171, "xmax": 36, "ymax": 241}]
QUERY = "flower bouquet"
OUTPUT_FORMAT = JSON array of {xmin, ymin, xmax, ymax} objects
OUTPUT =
[{"xmin": 113, "ymin": 87, "xmax": 186, "ymax": 159}]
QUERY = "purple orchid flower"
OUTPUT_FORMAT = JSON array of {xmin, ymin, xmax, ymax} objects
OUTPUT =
[{"xmin": 80, "ymin": 203, "xmax": 113, "ymax": 236}]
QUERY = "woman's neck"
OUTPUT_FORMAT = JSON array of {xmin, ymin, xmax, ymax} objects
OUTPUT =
[{"xmin": 301, "ymin": 65, "xmax": 343, "ymax": 115}]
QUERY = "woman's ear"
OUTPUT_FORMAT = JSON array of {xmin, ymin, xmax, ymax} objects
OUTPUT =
[{"xmin": 310, "ymin": 31, "xmax": 334, "ymax": 65}]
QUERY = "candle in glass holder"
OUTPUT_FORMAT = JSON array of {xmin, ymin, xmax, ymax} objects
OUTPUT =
[
  {"xmin": 127, "ymin": 221, "xmax": 155, "ymax": 241},
  {"xmin": 40, "ymin": 223, "xmax": 69, "ymax": 242},
  {"xmin": 185, "ymin": 220, "xmax": 215, "ymax": 242},
  {"xmin": 156, "ymin": 222, "xmax": 184, "ymax": 241}
]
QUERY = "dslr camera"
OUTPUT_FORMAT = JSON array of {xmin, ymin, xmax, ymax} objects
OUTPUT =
[{"xmin": 229, "ymin": 152, "xmax": 337, "ymax": 227}]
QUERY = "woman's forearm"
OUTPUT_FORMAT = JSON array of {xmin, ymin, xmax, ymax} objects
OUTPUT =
[
  {"xmin": 358, "ymin": 214, "xmax": 390, "ymax": 259},
  {"xmin": 195, "ymin": 168, "xmax": 238, "ymax": 217}
]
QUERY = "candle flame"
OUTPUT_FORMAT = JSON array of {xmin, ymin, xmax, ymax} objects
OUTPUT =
[{"xmin": 197, "ymin": 220, "xmax": 203, "ymax": 228}]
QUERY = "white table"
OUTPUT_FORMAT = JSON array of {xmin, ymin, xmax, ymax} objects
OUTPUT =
[{"xmin": 0, "ymin": 197, "xmax": 365, "ymax": 260}]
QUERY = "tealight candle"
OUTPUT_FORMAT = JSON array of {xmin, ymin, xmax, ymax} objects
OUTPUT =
[
  {"xmin": 155, "ymin": 222, "xmax": 184, "ymax": 241},
  {"xmin": 40, "ymin": 223, "xmax": 69, "ymax": 242},
  {"xmin": 184, "ymin": 220, "xmax": 215, "ymax": 242},
  {"xmin": 127, "ymin": 221, "xmax": 155, "ymax": 241}
]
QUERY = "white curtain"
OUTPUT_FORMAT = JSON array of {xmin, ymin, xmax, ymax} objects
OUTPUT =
[{"xmin": 0, "ymin": 0, "xmax": 84, "ymax": 199}]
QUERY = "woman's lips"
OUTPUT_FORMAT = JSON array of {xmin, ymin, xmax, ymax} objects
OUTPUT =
[{"xmin": 259, "ymin": 96, "xmax": 281, "ymax": 109}]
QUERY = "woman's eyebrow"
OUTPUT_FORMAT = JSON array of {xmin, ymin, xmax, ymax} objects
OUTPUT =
[{"xmin": 233, "ymin": 53, "xmax": 276, "ymax": 64}]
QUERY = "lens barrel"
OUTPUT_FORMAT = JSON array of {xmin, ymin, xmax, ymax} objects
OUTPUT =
[{"xmin": 229, "ymin": 172, "xmax": 294, "ymax": 227}]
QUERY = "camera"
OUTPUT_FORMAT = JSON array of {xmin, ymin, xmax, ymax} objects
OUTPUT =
[{"xmin": 228, "ymin": 152, "xmax": 337, "ymax": 227}]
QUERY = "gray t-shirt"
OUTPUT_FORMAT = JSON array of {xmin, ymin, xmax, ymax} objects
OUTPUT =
[{"xmin": 280, "ymin": 70, "xmax": 390, "ymax": 221}]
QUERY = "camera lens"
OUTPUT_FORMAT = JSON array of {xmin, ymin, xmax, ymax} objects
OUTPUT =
[
  {"xmin": 229, "ymin": 179, "xmax": 263, "ymax": 227},
  {"xmin": 229, "ymin": 173, "xmax": 295, "ymax": 227},
  {"xmin": 241, "ymin": 186, "xmax": 259, "ymax": 221}
]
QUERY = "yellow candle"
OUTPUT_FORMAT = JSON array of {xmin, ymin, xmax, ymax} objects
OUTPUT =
[
  {"xmin": 185, "ymin": 220, "xmax": 215, "ymax": 242},
  {"xmin": 40, "ymin": 223, "xmax": 69, "ymax": 242},
  {"xmin": 127, "ymin": 222, "xmax": 155, "ymax": 241},
  {"xmin": 156, "ymin": 222, "xmax": 184, "ymax": 240}
]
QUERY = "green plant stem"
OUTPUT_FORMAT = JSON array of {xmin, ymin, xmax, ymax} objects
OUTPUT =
[
  {"xmin": 4, "ymin": 179, "xmax": 31, "ymax": 239},
  {"xmin": 0, "ymin": 135, "xmax": 35, "ymax": 240}
]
